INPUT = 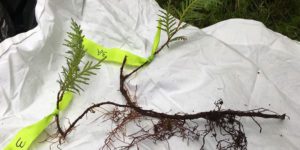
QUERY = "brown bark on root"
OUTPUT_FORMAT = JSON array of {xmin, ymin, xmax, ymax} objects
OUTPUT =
[
  {"xmin": 53, "ymin": 17, "xmax": 286, "ymax": 149},
  {"xmin": 53, "ymin": 56, "xmax": 285, "ymax": 150}
]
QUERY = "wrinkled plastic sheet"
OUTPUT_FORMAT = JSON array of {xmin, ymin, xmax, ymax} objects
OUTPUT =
[{"xmin": 0, "ymin": 0, "xmax": 300, "ymax": 149}]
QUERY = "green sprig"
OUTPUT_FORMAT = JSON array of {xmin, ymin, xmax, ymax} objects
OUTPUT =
[
  {"xmin": 58, "ymin": 19, "xmax": 106, "ymax": 94},
  {"xmin": 158, "ymin": 0, "xmax": 207, "ymax": 45}
]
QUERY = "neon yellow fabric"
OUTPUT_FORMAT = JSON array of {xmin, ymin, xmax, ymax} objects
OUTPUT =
[
  {"xmin": 4, "ymin": 92, "xmax": 73, "ymax": 150},
  {"xmin": 148, "ymin": 20, "xmax": 161, "ymax": 62},
  {"xmin": 84, "ymin": 20, "xmax": 161, "ymax": 66},
  {"xmin": 83, "ymin": 38, "xmax": 148, "ymax": 66},
  {"xmin": 5, "ymin": 21, "xmax": 161, "ymax": 150}
]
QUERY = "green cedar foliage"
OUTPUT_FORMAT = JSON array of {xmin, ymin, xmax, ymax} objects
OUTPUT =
[
  {"xmin": 156, "ymin": 0, "xmax": 300, "ymax": 41},
  {"xmin": 58, "ymin": 19, "xmax": 106, "ymax": 94},
  {"xmin": 158, "ymin": 0, "xmax": 204, "ymax": 46}
]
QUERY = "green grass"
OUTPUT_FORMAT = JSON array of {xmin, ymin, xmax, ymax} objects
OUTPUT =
[{"xmin": 156, "ymin": 0, "xmax": 300, "ymax": 41}]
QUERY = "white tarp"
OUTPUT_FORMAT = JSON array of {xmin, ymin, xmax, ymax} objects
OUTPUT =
[{"xmin": 0, "ymin": 0, "xmax": 300, "ymax": 149}]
